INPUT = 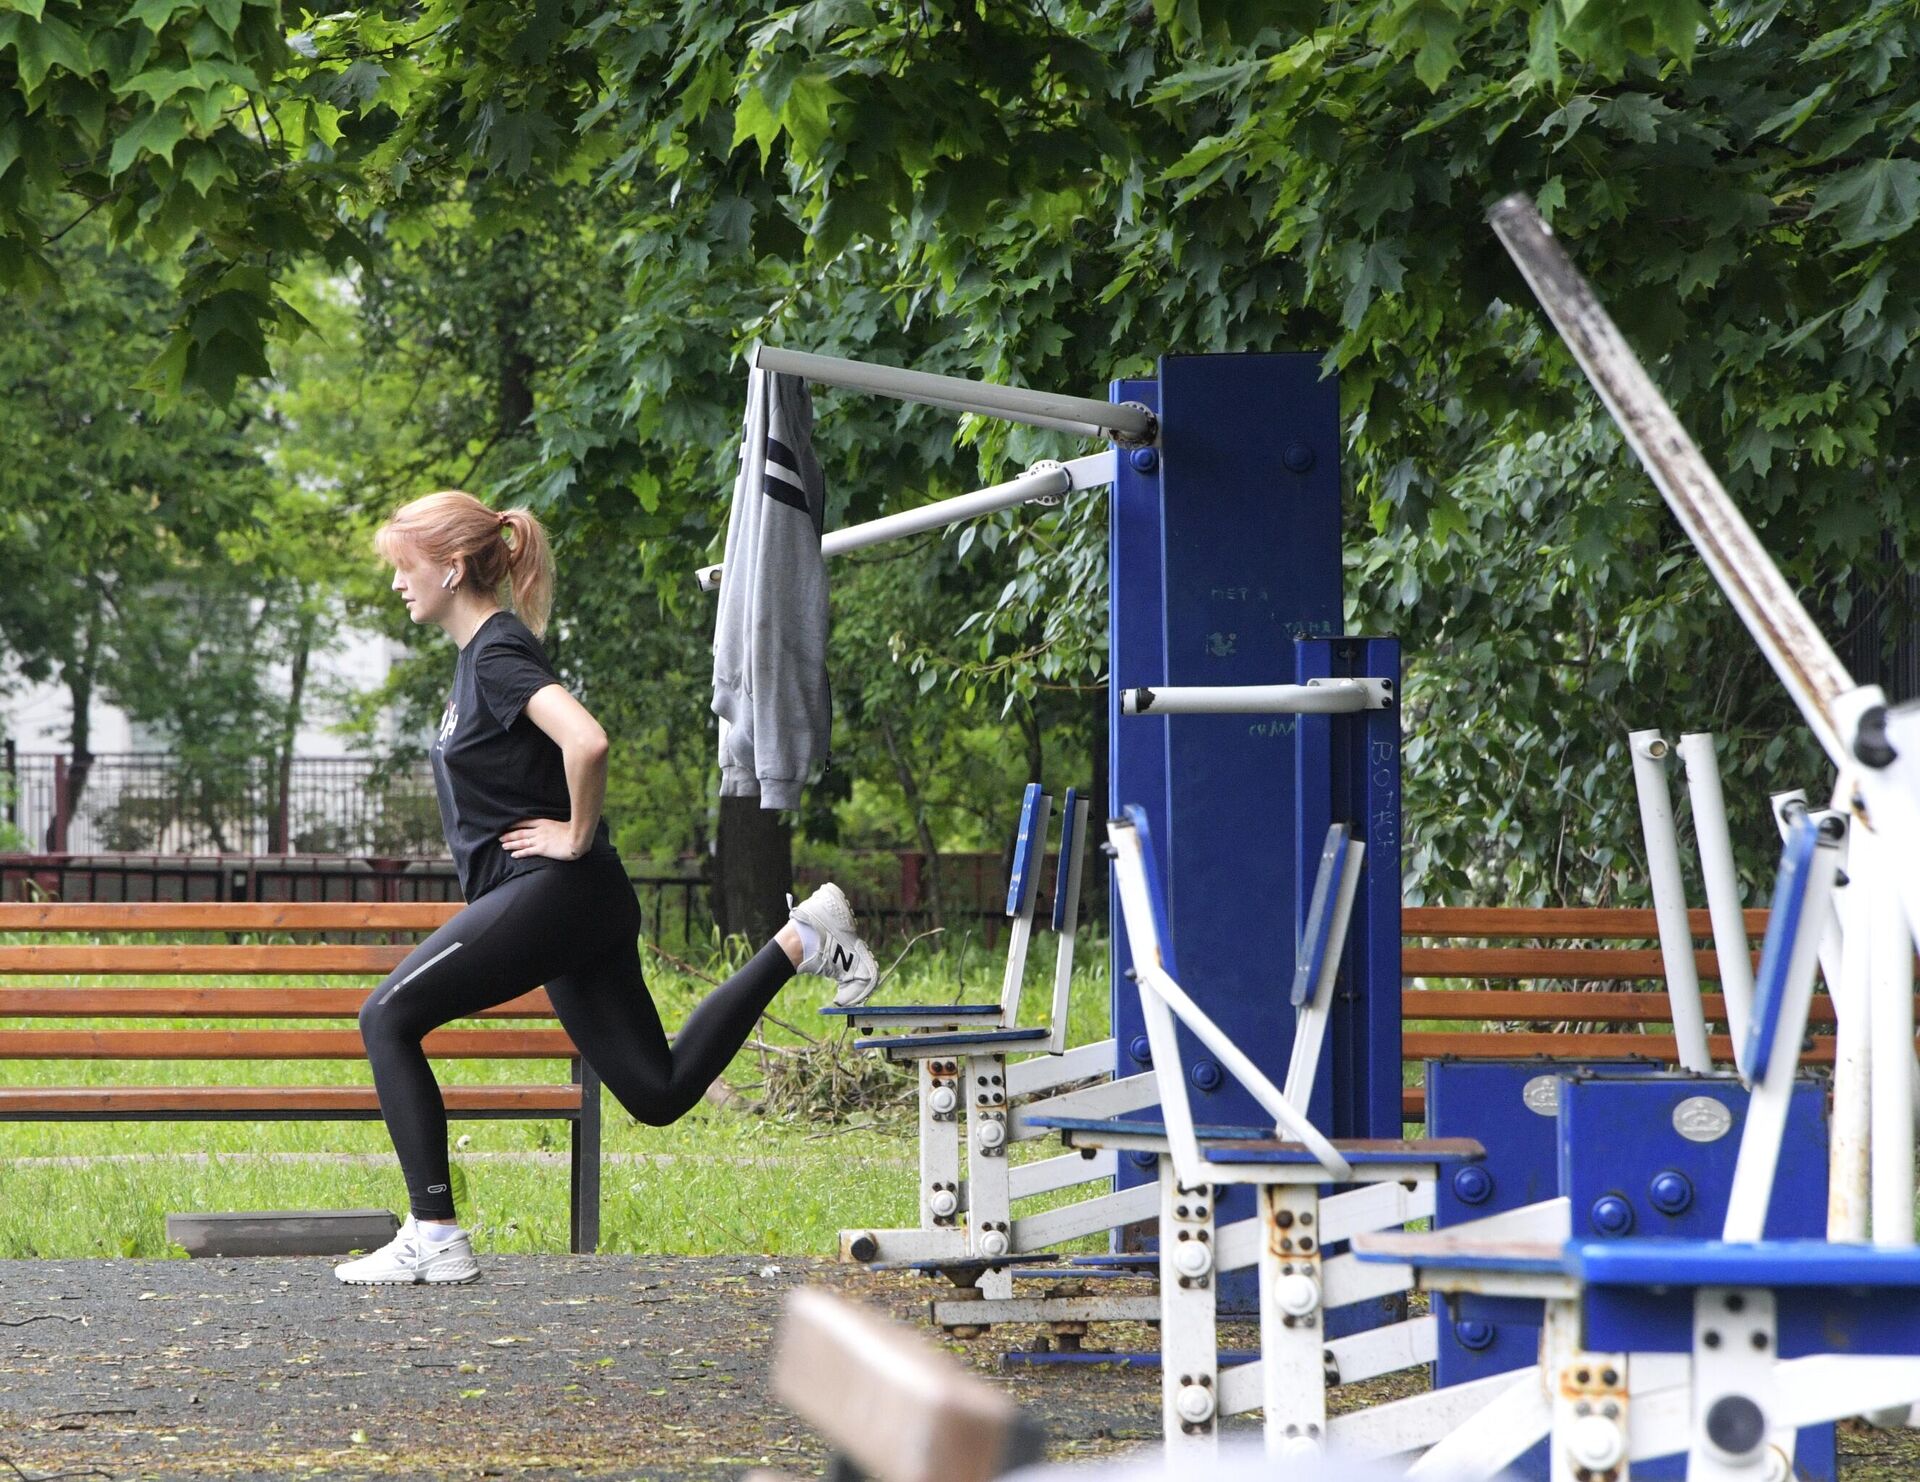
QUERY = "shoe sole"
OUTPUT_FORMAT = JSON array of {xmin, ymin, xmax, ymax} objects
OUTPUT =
[{"xmin": 335, "ymin": 1264, "xmax": 481, "ymax": 1286}]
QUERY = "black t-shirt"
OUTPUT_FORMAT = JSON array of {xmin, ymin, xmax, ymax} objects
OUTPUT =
[{"xmin": 430, "ymin": 611, "xmax": 616, "ymax": 901}]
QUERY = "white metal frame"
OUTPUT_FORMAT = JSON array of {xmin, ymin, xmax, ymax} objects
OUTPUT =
[
  {"xmin": 749, "ymin": 344, "xmax": 1157, "ymax": 444},
  {"xmin": 1121, "ymin": 677, "xmax": 1394, "ymax": 715},
  {"xmin": 1628, "ymin": 729, "xmax": 1713, "ymax": 1072},
  {"xmin": 697, "ymin": 451, "xmax": 1116, "ymax": 591},
  {"xmin": 1678, "ymin": 732, "xmax": 1756, "ymax": 1075}
]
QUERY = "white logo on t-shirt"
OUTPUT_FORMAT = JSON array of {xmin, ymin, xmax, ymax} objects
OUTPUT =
[{"xmin": 437, "ymin": 699, "xmax": 458, "ymax": 749}]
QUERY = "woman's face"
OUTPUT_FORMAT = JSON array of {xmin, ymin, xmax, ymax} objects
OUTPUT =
[{"xmin": 389, "ymin": 546, "xmax": 460, "ymax": 628}]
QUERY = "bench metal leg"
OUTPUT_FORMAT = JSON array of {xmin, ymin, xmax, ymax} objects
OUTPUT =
[{"xmin": 571, "ymin": 1057, "xmax": 601, "ymax": 1254}]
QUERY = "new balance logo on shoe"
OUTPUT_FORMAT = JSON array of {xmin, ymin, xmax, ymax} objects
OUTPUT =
[{"xmin": 833, "ymin": 945, "xmax": 854, "ymax": 972}]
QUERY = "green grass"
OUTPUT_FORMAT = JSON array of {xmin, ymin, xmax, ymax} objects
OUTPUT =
[{"xmin": 0, "ymin": 929, "xmax": 1115, "ymax": 1259}]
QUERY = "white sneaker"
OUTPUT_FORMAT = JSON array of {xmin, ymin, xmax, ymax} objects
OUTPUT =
[
  {"xmin": 333, "ymin": 1216, "xmax": 480, "ymax": 1285},
  {"xmin": 788, "ymin": 882, "xmax": 878, "ymax": 1007}
]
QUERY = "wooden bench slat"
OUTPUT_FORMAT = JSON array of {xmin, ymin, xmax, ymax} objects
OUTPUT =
[
  {"xmin": 1404, "ymin": 1030, "xmax": 1837, "ymax": 1064},
  {"xmin": 0, "ymin": 1029, "xmax": 579, "ymax": 1059},
  {"xmin": 1402, "ymin": 907, "xmax": 1767, "ymax": 938},
  {"xmin": 1403, "ymin": 946, "xmax": 1750, "ymax": 981},
  {"xmin": 1403, "ymin": 989, "xmax": 1845, "ymax": 1027},
  {"xmin": 0, "ymin": 903, "xmax": 459, "ymax": 931},
  {"xmin": 0, "ymin": 987, "xmax": 554, "ymax": 1018},
  {"xmin": 0, "ymin": 946, "xmax": 410, "ymax": 973},
  {"xmin": 0, "ymin": 1085, "xmax": 583, "ymax": 1114}
]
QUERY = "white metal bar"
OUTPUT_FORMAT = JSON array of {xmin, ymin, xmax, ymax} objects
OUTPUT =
[
  {"xmin": 1214, "ymin": 1217, "xmax": 1260, "ymax": 1273},
  {"xmin": 1321, "ymin": 1250, "xmax": 1413, "ymax": 1309},
  {"xmin": 1284, "ymin": 837, "xmax": 1366, "ymax": 1108},
  {"xmin": 1008, "ymin": 1146, "xmax": 1113, "ymax": 1200},
  {"xmin": 1629, "ymin": 729, "xmax": 1713, "ymax": 1071},
  {"xmin": 696, "ymin": 452, "xmax": 1115, "ymax": 590},
  {"xmin": 839, "ymin": 1225, "xmax": 969, "ymax": 1263},
  {"xmin": 1868, "ymin": 822, "xmax": 1916, "ymax": 1247},
  {"xmin": 1160, "ymin": 1160, "xmax": 1221, "ymax": 1453},
  {"xmin": 1010, "ymin": 1071, "xmax": 1156, "ymax": 1140},
  {"xmin": 1680, "ymin": 732, "xmax": 1756, "ymax": 1073},
  {"xmin": 1365, "ymin": 1370, "xmax": 1547, "ymax": 1472},
  {"xmin": 1772, "ymin": 1355, "xmax": 1920, "ymax": 1429},
  {"xmin": 1489, "ymin": 195, "xmax": 1856, "ymax": 762},
  {"xmin": 929, "ymin": 1293, "xmax": 1158, "ymax": 1327},
  {"xmin": 1008, "ymin": 1037, "xmax": 1113, "ymax": 1097},
  {"xmin": 1121, "ymin": 678, "xmax": 1392, "ymax": 716},
  {"xmin": 1261, "ymin": 1184, "xmax": 1327, "ymax": 1460},
  {"xmin": 830, "ymin": 455, "xmax": 1106, "ymax": 546},
  {"xmin": 1142, "ymin": 962, "xmax": 1353, "ymax": 1181},
  {"xmin": 1318, "ymin": 1179, "xmax": 1437, "ymax": 1244},
  {"xmin": 1829, "ymin": 807, "xmax": 1873, "ymax": 1243},
  {"xmin": 918, "ymin": 1059, "xmax": 962, "ymax": 1231},
  {"xmin": 1045, "ymin": 795, "xmax": 1089, "ymax": 1054},
  {"xmin": 1325, "ymin": 1314, "xmax": 1438, "ymax": 1385},
  {"xmin": 751, "ymin": 344, "xmax": 1157, "ymax": 443},
  {"xmin": 1008, "ymin": 1181, "xmax": 1156, "ymax": 1250}
]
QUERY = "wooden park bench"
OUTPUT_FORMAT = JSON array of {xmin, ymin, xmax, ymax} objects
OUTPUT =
[
  {"xmin": 0, "ymin": 901, "xmax": 603, "ymax": 1252},
  {"xmin": 1397, "ymin": 905, "xmax": 1850, "ymax": 1122}
]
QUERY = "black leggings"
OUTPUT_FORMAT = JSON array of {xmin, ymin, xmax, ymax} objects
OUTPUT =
[{"xmin": 358, "ymin": 857, "xmax": 794, "ymax": 1220}]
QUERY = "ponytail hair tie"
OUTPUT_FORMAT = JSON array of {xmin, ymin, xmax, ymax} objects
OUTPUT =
[{"xmin": 498, "ymin": 515, "xmax": 511, "ymax": 531}]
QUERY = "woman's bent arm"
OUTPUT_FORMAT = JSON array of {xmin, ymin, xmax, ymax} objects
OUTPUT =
[{"xmin": 519, "ymin": 683, "xmax": 610, "ymax": 858}]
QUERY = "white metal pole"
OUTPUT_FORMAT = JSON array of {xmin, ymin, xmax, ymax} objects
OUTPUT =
[
  {"xmin": 1679, "ymin": 733, "xmax": 1756, "ymax": 1076},
  {"xmin": 1488, "ymin": 197, "xmax": 1855, "ymax": 763},
  {"xmin": 696, "ymin": 452, "xmax": 1114, "ymax": 591},
  {"xmin": 1121, "ymin": 678, "xmax": 1393, "ymax": 715},
  {"xmin": 1776, "ymin": 789, "xmax": 1870, "ymax": 1240},
  {"xmin": 1629, "ymin": 730, "xmax": 1712, "ymax": 1071},
  {"xmin": 1830, "ymin": 819, "xmax": 1873, "ymax": 1244},
  {"xmin": 1868, "ymin": 823, "xmax": 1916, "ymax": 1247},
  {"xmin": 751, "ymin": 345, "xmax": 1158, "ymax": 444}
]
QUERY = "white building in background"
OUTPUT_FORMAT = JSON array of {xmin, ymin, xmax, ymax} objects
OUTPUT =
[
  {"xmin": 0, "ymin": 614, "xmax": 436, "ymax": 855},
  {"xmin": 0, "ymin": 622, "xmax": 412, "ymax": 758}
]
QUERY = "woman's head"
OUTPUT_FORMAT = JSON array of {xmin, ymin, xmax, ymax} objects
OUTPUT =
[{"xmin": 374, "ymin": 491, "xmax": 555, "ymax": 636}]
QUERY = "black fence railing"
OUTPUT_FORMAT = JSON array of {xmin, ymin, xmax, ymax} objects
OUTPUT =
[{"xmin": 4, "ymin": 751, "xmax": 440, "ymax": 856}]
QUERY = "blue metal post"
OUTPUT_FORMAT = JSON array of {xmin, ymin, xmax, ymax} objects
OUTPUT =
[{"xmin": 1109, "ymin": 353, "xmax": 1343, "ymax": 1252}]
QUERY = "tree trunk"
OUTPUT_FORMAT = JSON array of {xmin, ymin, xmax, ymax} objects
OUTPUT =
[
  {"xmin": 54, "ymin": 603, "xmax": 104, "ymax": 850},
  {"xmin": 878, "ymin": 714, "xmax": 944, "ymax": 926},
  {"xmin": 272, "ymin": 614, "xmax": 314, "ymax": 853},
  {"xmin": 712, "ymin": 793, "xmax": 792, "ymax": 945}
]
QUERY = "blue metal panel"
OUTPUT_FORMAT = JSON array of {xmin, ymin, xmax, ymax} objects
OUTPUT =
[
  {"xmin": 1427, "ymin": 1056, "xmax": 1665, "ymax": 1478},
  {"xmin": 1004, "ymin": 782, "xmax": 1047, "ymax": 917},
  {"xmin": 1107, "ymin": 358, "xmax": 1339, "ymax": 1312},
  {"xmin": 1747, "ymin": 815, "xmax": 1821, "ymax": 1075},
  {"xmin": 1051, "ymin": 787, "xmax": 1080, "ymax": 932},
  {"xmin": 1109, "ymin": 374, "xmax": 1165, "ymax": 1109},
  {"xmin": 1427, "ymin": 1060, "xmax": 1666, "ymax": 1227},
  {"xmin": 1558, "ymin": 1073, "xmax": 1828, "ymax": 1241}
]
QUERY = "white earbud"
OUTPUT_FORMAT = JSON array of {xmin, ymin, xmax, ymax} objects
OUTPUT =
[{"xmin": 441, "ymin": 567, "xmax": 458, "ymax": 590}]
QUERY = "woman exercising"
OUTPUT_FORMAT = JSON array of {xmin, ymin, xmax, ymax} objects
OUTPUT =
[{"xmin": 336, "ymin": 491, "xmax": 876, "ymax": 1285}]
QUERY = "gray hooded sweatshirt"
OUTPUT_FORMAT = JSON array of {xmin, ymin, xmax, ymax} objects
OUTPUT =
[{"xmin": 710, "ymin": 368, "xmax": 831, "ymax": 809}]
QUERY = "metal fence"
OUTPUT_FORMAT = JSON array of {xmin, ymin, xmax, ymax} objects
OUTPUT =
[{"xmin": 4, "ymin": 751, "xmax": 440, "ymax": 856}]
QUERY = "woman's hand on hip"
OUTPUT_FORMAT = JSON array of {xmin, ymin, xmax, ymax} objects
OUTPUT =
[{"xmin": 500, "ymin": 818, "xmax": 588, "ymax": 861}]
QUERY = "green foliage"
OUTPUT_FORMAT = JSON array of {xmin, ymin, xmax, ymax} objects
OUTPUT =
[{"xmin": 7, "ymin": 2, "xmax": 1918, "ymax": 904}]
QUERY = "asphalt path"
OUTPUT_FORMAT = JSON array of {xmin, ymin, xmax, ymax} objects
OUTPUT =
[{"xmin": 0, "ymin": 1254, "xmax": 1169, "ymax": 1480}]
